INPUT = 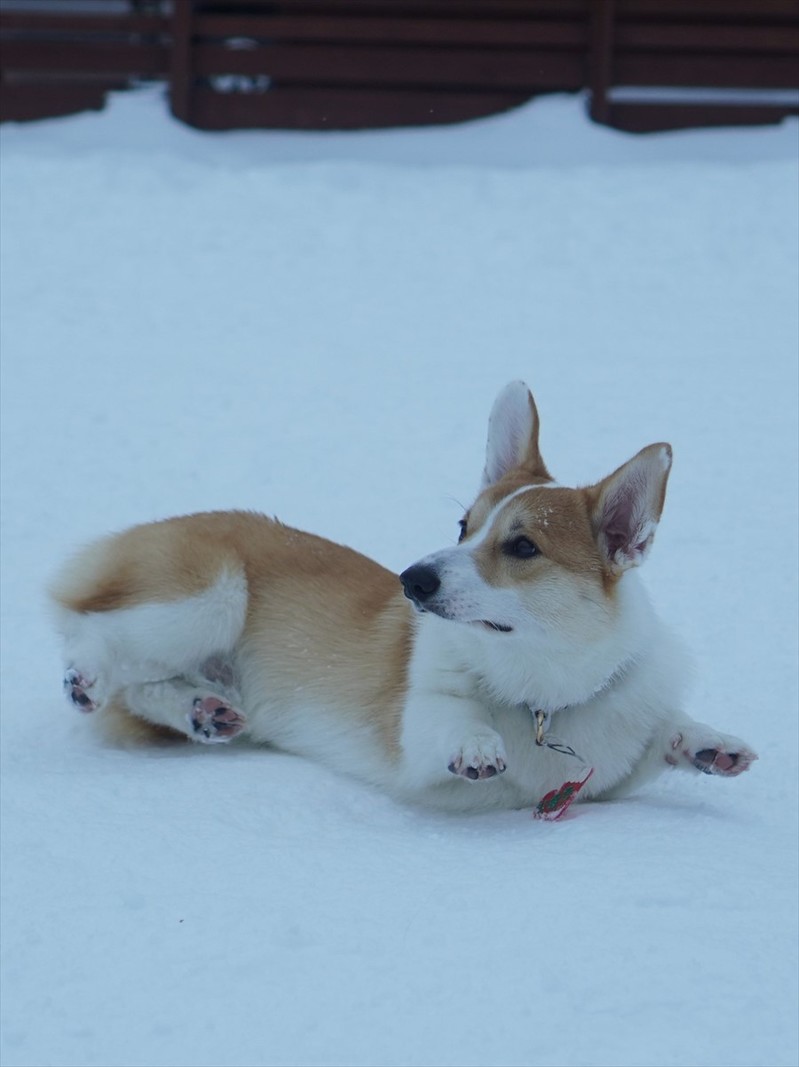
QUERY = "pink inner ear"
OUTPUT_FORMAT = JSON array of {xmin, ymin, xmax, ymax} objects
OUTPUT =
[
  {"xmin": 602, "ymin": 494, "xmax": 637, "ymax": 558},
  {"xmin": 595, "ymin": 444, "xmax": 670, "ymax": 568}
]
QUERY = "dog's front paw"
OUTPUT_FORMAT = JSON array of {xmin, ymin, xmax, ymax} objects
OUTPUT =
[
  {"xmin": 448, "ymin": 731, "xmax": 507, "ymax": 780},
  {"xmin": 188, "ymin": 696, "xmax": 246, "ymax": 743},
  {"xmin": 671, "ymin": 730, "xmax": 758, "ymax": 778}
]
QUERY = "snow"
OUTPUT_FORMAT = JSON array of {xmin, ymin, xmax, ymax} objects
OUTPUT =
[{"xmin": 1, "ymin": 86, "xmax": 797, "ymax": 1067}]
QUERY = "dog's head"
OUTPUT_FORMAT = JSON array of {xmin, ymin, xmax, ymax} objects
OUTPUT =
[{"xmin": 400, "ymin": 381, "xmax": 672, "ymax": 646}]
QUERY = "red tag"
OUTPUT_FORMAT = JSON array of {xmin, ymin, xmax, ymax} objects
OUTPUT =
[{"xmin": 534, "ymin": 768, "xmax": 594, "ymax": 821}]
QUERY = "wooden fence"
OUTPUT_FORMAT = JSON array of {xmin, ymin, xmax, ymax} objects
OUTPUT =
[{"xmin": 1, "ymin": 0, "xmax": 798, "ymax": 133}]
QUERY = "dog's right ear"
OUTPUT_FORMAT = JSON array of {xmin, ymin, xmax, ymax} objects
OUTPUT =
[
  {"xmin": 590, "ymin": 443, "xmax": 673, "ymax": 574},
  {"xmin": 481, "ymin": 381, "xmax": 551, "ymax": 488}
]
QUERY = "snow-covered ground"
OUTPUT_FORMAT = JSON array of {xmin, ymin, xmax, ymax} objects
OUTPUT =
[{"xmin": 1, "ymin": 87, "xmax": 797, "ymax": 1067}]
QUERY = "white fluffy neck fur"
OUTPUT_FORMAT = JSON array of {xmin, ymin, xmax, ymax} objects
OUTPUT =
[{"xmin": 416, "ymin": 570, "xmax": 658, "ymax": 713}]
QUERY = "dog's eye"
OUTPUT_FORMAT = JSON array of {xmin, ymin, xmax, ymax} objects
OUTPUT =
[
  {"xmin": 457, "ymin": 519, "xmax": 468, "ymax": 543},
  {"xmin": 504, "ymin": 536, "xmax": 539, "ymax": 559}
]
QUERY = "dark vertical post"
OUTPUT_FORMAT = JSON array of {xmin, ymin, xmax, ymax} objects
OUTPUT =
[
  {"xmin": 589, "ymin": 0, "xmax": 615, "ymax": 125},
  {"xmin": 170, "ymin": 0, "xmax": 193, "ymax": 125}
]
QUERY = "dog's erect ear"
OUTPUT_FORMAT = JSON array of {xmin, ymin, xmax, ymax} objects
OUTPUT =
[
  {"xmin": 591, "ymin": 443, "xmax": 673, "ymax": 574},
  {"xmin": 482, "ymin": 381, "xmax": 550, "ymax": 488}
]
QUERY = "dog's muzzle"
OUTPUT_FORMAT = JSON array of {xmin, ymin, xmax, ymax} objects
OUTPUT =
[{"xmin": 399, "ymin": 563, "xmax": 440, "ymax": 607}]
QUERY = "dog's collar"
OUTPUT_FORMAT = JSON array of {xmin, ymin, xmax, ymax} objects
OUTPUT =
[
  {"xmin": 531, "ymin": 706, "xmax": 554, "ymax": 745},
  {"xmin": 524, "ymin": 705, "xmax": 593, "ymax": 820}
]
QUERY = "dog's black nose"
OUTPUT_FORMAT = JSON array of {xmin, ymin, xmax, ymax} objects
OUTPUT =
[{"xmin": 400, "ymin": 563, "xmax": 441, "ymax": 602}]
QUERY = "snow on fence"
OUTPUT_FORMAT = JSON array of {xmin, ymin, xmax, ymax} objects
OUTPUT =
[{"xmin": 1, "ymin": 0, "xmax": 798, "ymax": 133}]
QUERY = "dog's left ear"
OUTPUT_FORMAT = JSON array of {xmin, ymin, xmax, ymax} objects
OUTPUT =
[
  {"xmin": 482, "ymin": 381, "xmax": 551, "ymax": 488},
  {"xmin": 591, "ymin": 443, "xmax": 673, "ymax": 574}
]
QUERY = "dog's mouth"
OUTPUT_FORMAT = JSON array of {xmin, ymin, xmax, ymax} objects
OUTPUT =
[{"xmin": 410, "ymin": 601, "xmax": 513, "ymax": 634}]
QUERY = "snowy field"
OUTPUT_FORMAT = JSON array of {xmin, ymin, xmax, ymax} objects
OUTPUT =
[{"xmin": 1, "ymin": 87, "xmax": 797, "ymax": 1067}]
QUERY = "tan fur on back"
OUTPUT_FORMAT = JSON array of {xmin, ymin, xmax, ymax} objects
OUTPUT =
[{"xmin": 51, "ymin": 512, "xmax": 253, "ymax": 613}]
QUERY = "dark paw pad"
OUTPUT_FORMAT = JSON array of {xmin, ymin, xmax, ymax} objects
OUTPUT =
[
  {"xmin": 691, "ymin": 748, "xmax": 753, "ymax": 777},
  {"xmin": 63, "ymin": 669, "xmax": 97, "ymax": 713},
  {"xmin": 189, "ymin": 697, "xmax": 246, "ymax": 743},
  {"xmin": 448, "ymin": 757, "xmax": 506, "ymax": 781}
]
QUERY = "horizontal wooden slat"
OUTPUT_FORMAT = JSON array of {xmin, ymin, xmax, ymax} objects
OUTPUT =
[
  {"xmin": 194, "ymin": 12, "xmax": 799, "ymax": 53},
  {"xmin": 198, "ymin": 0, "xmax": 795, "ymax": 16},
  {"xmin": 0, "ymin": 81, "xmax": 114, "ymax": 122},
  {"xmin": 608, "ymin": 100, "xmax": 799, "ymax": 132},
  {"xmin": 188, "ymin": 82, "xmax": 533, "ymax": 129},
  {"xmin": 0, "ymin": 12, "xmax": 168, "ymax": 35},
  {"xmin": 194, "ymin": 13, "xmax": 588, "ymax": 47},
  {"xmin": 193, "ymin": 42, "xmax": 586, "ymax": 91},
  {"xmin": 197, "ymin": 0, "xmax": 797, "ymax": 23},
  {"xmin": 615, "ymin": 22, "xmax": 799, "ymax": 52},
  {"xmin": 0, "ymin": 39, "xmax": 169, "ymax": 76},
  {"xmin": 197, "ymin": 1, "xmax": 589, "ymax": 16},
  {"xmin": 614, "ymin": 0, "xmax": 799, "ymax": 19},
  {"xmin": 614, "ymin": 52, "xmax": 799, "ymax": 89}
]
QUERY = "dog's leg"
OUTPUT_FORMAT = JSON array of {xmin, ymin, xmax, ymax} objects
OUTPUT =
[
  {"xmin": 401, "ymin": 692, "xmax": 507, "ymax": 785},
  {"xmin": 662, "ymin": 716, "xmax": 758, "ymax": 778},
  {"xmin": 602, "ymin": 713, "xmax": 758, "ymax": 798},
  {"xmin": 122, "ymin": 677, "xmax": 247, "ymax": 744},
  {"xmin": 55, "ymin": 565, "xmax": 248, "ymax": 727}
]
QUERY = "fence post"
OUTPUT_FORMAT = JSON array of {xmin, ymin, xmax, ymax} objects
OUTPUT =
[
  {"xmin": 589, "ymin": 0, "xmax": 615, "ymax": 124},
  {"xmin": 170, "ymin": 0, "xmax": 193, "ymax": 124}
]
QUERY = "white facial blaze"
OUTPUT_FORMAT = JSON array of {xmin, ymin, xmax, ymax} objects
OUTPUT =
[{"xmin": 465, "ymin": 484, "xmax": 543, "ymax": 548}]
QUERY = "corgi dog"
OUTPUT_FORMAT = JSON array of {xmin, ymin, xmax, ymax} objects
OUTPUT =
[{"xmin": 50, "ymin": 382, "xmax": 756, "ymax": 814}]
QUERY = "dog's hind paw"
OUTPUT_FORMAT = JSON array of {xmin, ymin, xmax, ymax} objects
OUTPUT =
[
  {"xmin": 672, "ymin": 730, "xmax": 758, "ymax": 778},
  {"xmin": 63, "ymin": 668, "xmax": 100, "ymax": 712},
  {"xmin": 188, "ymin": 696, "xmax": 246, "ymax": 744},
  {"xmin": 449, "ymin": 731, "xmax": 507, "ymax": 781}
]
